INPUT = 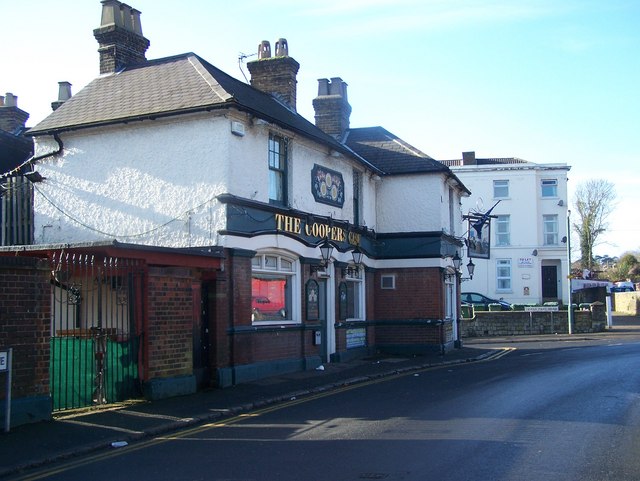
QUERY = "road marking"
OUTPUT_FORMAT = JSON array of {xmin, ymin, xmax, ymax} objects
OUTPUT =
[
  {"xmin": 59, "ymin": 419, "xmax": 143, "ymax": 435},
  {"xmin": 14, "ymin": 348, "xmax": 515, "ymax": 480}
]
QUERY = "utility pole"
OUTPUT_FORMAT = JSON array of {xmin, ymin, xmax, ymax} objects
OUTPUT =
[{"xmin": 567, "ymin": 209, "xmax": 573, "ymax": 335}]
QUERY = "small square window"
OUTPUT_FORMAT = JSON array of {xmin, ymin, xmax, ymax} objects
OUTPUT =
[{"xmin": 381, "ymin": 275, "xmax": 396, "ymax": 289}]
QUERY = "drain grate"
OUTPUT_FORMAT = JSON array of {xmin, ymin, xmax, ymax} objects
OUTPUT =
[{"xmin": 359, "ymin": 474, "xmax": 389, "ymax": 479}]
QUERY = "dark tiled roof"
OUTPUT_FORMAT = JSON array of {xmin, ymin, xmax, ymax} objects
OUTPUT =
[
  {"xmin": 28, "ymin": 53, "xmax": 378, "ymax": 171},
  {"xmin": 345, "ymin": 127, "xmax": 449, "ymax": 175},
  {"xmin": 440, "ymin": 157, "xmax": 531, "ymax": 167}
]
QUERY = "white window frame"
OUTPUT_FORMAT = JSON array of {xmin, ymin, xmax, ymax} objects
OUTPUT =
[
  {"xmin": 496, "ymin": 259, "xmax": 512, "ymax": 292},
  {"xmin": 541, "ymin": 178, "xmax": 558, "ymax": 198},
  {"xmin": 343, "ymin": 267, "xmax": 365, "ymax": 321},
  {"xmin": 381, "ymin": 274, "xmax": 396, "ymax": 290},
  {"xmin": 353, "ymin": 169, "xmax": 362, "ymax": 227},
  {"xmin": 493, "ymin": 180, "xmax": 509, "ymax": 198},
  {"xmin": 543, "ymin": 214, "xmax": 559, "ymax": 245},
  {"xmin": 496, "ymin": 214, "xmax": 510, "ymax": 246},
  {"xmin": 268, "ymin": 133, "xmax": 288, "ymax": 205},
  {"xmin": 251, "ymin": 251, "xmax": 300, "ymax": 325}
]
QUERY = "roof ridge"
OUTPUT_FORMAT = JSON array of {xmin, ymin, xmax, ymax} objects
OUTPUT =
[{"xmin": 186, "ymin": 54, "xmax": 232, "ymax": 103}]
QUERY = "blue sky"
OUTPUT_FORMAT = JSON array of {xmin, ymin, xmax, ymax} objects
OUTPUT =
[{"xmin": 4, "ymin": 0, "xmax": 639, "ymax": 257}]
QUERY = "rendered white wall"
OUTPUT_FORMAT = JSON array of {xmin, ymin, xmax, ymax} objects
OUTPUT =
[
  {"xmin": 452, "ymin": 163, "xmax": 569, "ymax": 304},
  {"xmin": 32, "ymin": 110, "xmax": 381, "ymax": 249},
  {"xmin": 33, "ymin": 114, "xmax": 230, "ymax": 247},
  {"xmin": 376, "ymin": 174, "xmax": 451, "ymax": 233}
]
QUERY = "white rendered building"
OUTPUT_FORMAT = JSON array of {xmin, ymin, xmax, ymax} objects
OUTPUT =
[{"xmin": 442, "ymin": 152, "xmax": 571, "ymax": 306}]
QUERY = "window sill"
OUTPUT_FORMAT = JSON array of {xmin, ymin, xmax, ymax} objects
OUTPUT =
[{"xmin": 251, "ymin": 320, "xmax": 301, "ymax": 327}]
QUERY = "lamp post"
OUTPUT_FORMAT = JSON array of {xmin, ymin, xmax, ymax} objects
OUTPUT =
[{"xmin": 567, "ymin": 209, "xmax": 573, "ymax": 335}]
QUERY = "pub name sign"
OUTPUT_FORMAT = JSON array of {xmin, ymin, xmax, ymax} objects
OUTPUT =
[{"xmin": 275, "ymin": 213, "xmax": 361, "ymax": 247}]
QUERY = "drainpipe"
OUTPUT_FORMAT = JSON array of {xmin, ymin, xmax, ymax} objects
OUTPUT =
[{"xmin": 3, "ymin": 133, "xmax": 64, "ymax": 181}]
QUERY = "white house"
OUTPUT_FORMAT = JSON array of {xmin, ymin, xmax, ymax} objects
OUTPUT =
[{"xmin": 442, "ymin": 151, "xmax": 571, "ymax": 306}]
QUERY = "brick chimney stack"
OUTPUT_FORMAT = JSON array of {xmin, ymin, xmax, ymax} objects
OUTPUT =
[
  {"xmin": 51, "ymin": 81, "xmax": 73, "ymax": 111},
  {"xmin": 0, "ymin": 93, "xmax": 29, "ymax": 134},
  {"xmin": 93, "ymin": 0, "xmax": 150, "ymax": 74},
  {"xmin": 247, "ymin": 39, "xmax": 300, "ymax": 111},
  {"xmin": 462, "ymin": 151, "xmax": 476, "ymax": 166},
  {"xmin": 312, "ymin": 77, "xmax": 351, "ymax": 140}
]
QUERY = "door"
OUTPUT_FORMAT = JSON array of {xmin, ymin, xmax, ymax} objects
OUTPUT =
[
  {"xmin": 193, "ymin": 282, "xmax": 212, "ymax": 388},
  {"xmin": 317, "ymin": 279, "xmax": 328, "ymax": 363},
  {"xmin": 541, "ymin": 265, "xmax": 558, "ymax": 300}
]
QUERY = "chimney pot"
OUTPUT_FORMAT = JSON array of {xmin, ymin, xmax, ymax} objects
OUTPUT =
[
  {"xmin": 57, "ymin": 81, "xmax": 72, "ymax": 102},
  {"xmin": 52, "ymin": 82, "xmax": 73, "ymax": 111},
  {"xmin": 4, "ymin": 93, "xmax": 17, "ymax": 107},
  {"xmin": 275, "ymin": 38, "xmax": 288, "ymax": 57},
  {"xmin": 120, "ymin": 4, "xmax": 135, "ymax": 32},
  {"xmin": 258, "ymin": 40, "xmax": 271, "ymax": 59},
  {"xmin": 317, "ymin": 78, "xmax": 329, "ymax": 96},
  {"xmin": 329, "ymin": 77, "xmax": 346, "ymax": 98},
  {"xmin": 100, "ymin": 0, "xmax": 125, "ymax": 28},
  {"xmin": 130, "ymin": 7, "xmax": 143, "ymax": 35},
  {"xmin": 0, "ymin": 96, "xmax": 4, "ymax": 107}
]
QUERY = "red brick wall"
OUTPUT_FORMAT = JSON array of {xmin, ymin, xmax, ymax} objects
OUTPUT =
[
  {"xmin": 234, "ymin": 329, "xmax": 302, "ymax": 364},
  {"xmin": 374, "ymin": 268, "xmax": 444, "ymax": 319},
  {"xmin": 0, "ymin": 257, "xmax": 51, "ymax": 399},
  {"xmin": 375, "ymin": 324, "xmax": 444, "ymax": 345},
  {"xmin": 146, "ymin": 267, "xmax": 195, "ymax": 379}
]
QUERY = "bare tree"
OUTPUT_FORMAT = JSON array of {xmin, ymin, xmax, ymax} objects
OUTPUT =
[{"xmin": 572, "ymin": 179, "xmax": 616, "ymax": 271}]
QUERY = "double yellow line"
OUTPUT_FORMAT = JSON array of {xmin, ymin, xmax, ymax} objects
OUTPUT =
[{"xmin": 14, "ymin": 348, "xmax": 515, "ymax": 480}]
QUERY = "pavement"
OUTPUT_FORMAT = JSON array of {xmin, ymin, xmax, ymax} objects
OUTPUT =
[{"xmin": 1, "ymin": 314, "xmax": 639, "ymax": 479}]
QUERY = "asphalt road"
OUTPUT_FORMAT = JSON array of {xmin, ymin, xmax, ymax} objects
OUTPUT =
[{"xmin": 13, "ymin": 338, "xmax": 640, "ymax": 481}]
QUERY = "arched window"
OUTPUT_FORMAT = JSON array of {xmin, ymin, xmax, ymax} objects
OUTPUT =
[{"xmin": 251, "ymin": 252, "xmax": 299, "ymax": 324}]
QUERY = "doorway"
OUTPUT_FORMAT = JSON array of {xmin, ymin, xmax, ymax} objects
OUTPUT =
[
  {"xmin": 541, "ymin": 265, "xmax": 558, "ymax": 300},
  {"xmin": 193, "ymin": 282, "xmax": 212, "ymax": 388},
  {"xmin": 317, "ymin": 279, "xmax": 329, "ymax": 363}
]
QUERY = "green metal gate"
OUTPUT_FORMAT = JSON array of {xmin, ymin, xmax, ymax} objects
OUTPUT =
[{"xmin": 50, "ymin": 253, "xmax": 143, "ymax": 411}]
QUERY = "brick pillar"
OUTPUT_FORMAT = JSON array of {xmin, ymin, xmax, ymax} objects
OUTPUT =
[{"xmin": 0, "ymin": 256, "xmax": 51, "ymax": 426}]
